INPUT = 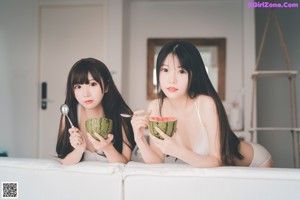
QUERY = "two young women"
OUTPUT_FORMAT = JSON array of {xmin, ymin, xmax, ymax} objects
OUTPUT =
[{"xmin": 57, "ymin": 41, "xmax": 272, "ymax": 167}]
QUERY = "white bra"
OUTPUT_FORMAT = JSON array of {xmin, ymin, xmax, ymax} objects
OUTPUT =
[
  {"xmin": 193, "ymin": 100, "xmax": 209, "ymax": 156},
  {"xmin": 164, "ymin": 99, "xmax": 209, "ymax": 164}
]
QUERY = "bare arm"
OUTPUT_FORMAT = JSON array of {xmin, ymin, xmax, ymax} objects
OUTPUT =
[
  {"xmin": 131, "ymin": 101, "xmax": 164, "ymax": 163},
  {"xmin": 60, "ymin": 126, "xmax": 86, "ymax": 165},
  {"xmin": 87, "ymin": 126, "xmax": 131, "ymax": 164},
  {"xmin": 101, "ymin": 141, "xmax": 130, "ymax": 163},
  {"xmin": 136, "ymin": 134, "xmax": 164, "ymax": 163},
  {"xmin": 61, "ymin": 148, "xmax": 84, "ymax": 165}
]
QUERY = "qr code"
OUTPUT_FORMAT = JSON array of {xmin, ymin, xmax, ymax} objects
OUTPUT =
[{"xmin": 1, "ymin": 182, "xmax": 18, "ymax": 199}]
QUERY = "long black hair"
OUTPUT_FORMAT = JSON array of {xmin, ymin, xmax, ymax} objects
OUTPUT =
[
  {"xmin": 155, "ymin": 40, "xmax": 243, "ymax": 165},
  {"xmin": 56, "ymin": 58, "xmax": 135, "ymax": 159}
]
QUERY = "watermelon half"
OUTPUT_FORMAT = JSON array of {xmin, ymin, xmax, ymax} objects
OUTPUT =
[
  {"xmin": 148, "ymin": 117, "xmax": 177, "ymax": 140},
  {"xmin": 85, "ymin": 117, "xmax": 113, "ymax": 140}
]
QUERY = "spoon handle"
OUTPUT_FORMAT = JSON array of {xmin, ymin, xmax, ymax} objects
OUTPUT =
[
  {"xmin": 65, "ymin": 114, "xmax": 74, "ymax": 127},
  {"xmin": 120, "ymin": 112, "xmax": 150, "ymax": 118},
  {"xmin": 120, "ymin": 113, "xmax": 132, "ymax": 118}
]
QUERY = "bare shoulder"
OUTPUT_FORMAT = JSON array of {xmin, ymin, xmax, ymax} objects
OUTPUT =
[
  {"xmin": 197, "ymin": 95, "xmax": 216, "ymax": 111},
  {"xmin": 147, "ymin": 99, "xmax": 159, "ymax": 116},
  {"xmin": 196, "ymin": 95, "xmax": 218, "ymax": 126}
]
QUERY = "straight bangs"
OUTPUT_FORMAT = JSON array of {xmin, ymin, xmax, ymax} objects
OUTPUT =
[
  {"xmin": 156, "ymin": 43, "xmax": 192, "ymax": 82},
  {"xmin": 70, "ymin": 62, "xmax": 105, "ymax": 92},
  {"xmin": 71, "ymin": 65, "xmax": 89, "ymax": 86}
]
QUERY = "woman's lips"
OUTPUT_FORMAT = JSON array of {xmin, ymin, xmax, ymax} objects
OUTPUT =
[
  {"xmin": 84, "ymin": 100, "xmax": 93, "ymax": 104},
  {"xmin": 167, "ymin": 87, "xmax": 178, "ymax": 92}
]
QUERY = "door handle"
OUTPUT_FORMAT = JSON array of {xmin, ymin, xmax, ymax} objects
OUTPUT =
[{"xmin": 41, "ymin": 82, "xmax": 47, "ymax": 110}]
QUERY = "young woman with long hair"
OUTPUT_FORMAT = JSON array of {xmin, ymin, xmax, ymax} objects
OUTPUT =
[
  {"xmin": 56, "ymin": 58, "xmax": 135, "ymax": 165},
  {"xmin": 131, "ymin": 40, "xmax": 272, "ymax": 167}
]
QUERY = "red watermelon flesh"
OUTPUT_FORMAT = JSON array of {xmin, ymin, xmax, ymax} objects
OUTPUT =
[{"xmin": 148, "ymin": 117, "xmax": 177, "ymax": 140}]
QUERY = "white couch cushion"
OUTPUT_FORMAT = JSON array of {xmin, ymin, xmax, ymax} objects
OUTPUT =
[
  {"xmin": 123, "ymin": 162, "xmax": 300, "ymax": 200},
  {"xmin": 0, "ymin": 157, "xmax": 124, "ymax": 174},
  {"xmin": 0, "ymin": 157, "xmax": 124, "ymax": 200},
  {"xmin": 124, "ymin": 161, "xmax": 300, "ymax": 180}
]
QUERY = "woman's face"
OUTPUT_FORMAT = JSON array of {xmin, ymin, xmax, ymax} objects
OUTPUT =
[
  {"xmin": 73, "ymin": 72, "xmax": 105, "ymax": 110},
  {"xmin": 159, "ymin": 53, "xmax": 189, "ymax": 99}
]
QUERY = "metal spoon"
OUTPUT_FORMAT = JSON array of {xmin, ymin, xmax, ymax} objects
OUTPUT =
[
  {"xmin": 60, "ymin": 104, "xmax": 74, "ymax": 127},
  {"xmin": 120, "ymin": 111, "xmax": 150, "ymax": 118}
]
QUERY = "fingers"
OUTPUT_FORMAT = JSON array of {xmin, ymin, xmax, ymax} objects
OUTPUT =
[
  {"xmin": 69, "ymin": 132, "xmax": 81, "ymax": 142},
  {"xmin": 131, "ymin": 112, "xmax": 149, "ymax": 127},
  {"xmin": 94, "ymin": 133, "xmax": 114, "ymax": 144},
  {"xmin": 87, "ymin": 132, "xmax": 96, "ymax": 142},
  {"xmin": 131, "ymin": 118, "xmax": 148, "ymax": 129},
  {"xmin": 69, "ymin": 128, "xmax": 84, "ymax": 147},
  {"xmin": 154, "ymin": 126, "xmax": 170, "ymax": 140},
  {"xmin": 107, "ymin": 134, "xmax": 114, "ymax": 143},
  {"xmin": 88, "ymin": 132, "xmax": 113, "ymax": 152},
  {"xmin": 68, "ymin": 127, "xmax": 79, "ymax": 135},
  {"xmin": 93, "ymin": 132, "xmax": 105, "ymax": 142},
  {"xmin": 150, "ymin": 127, "xmax": 177, "ymax": 156},
  {"xmin": 87, "ymin": 133, "xmax": 99, "ymax": 150},
  {"xmin": 149, "ymin": 132, "xmax": 162, "ymax": 144},
  {"xmin": 70, "ymin": 134, "xmax": 83, "ymax": 147},
  {"xmin": 133, "ymin": 110, "xmax": 146, "ymax": 115}
]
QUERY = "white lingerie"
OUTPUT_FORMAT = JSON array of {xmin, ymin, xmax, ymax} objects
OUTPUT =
[
  {"xmin": 249, "ymin": 142, "xmax": 272, "ymax": 167},
  {"xmin": 83, "ymin": 150, "xmax": 107, "ymax": 162}
]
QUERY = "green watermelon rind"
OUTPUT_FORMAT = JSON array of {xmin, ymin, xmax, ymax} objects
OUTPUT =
[
  {"xmin": 148, "ymin": 117, "xmax": 177, "ymax": 140},
  {"xmin": 85, "ymin": 117, "xmax": 113, "ymax": 140}
]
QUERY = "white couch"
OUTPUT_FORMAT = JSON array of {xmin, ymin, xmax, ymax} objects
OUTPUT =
[
  {"xmin": 1, "ymin": 158, "xmax": 300, "ymax": 200},
  {"xmin": 0, "ymin": 157, "xmax": 123, "ymax": 200},
  {"xmin": 123, "ymin": 162, "xmax": 300, "ymax": 200}
]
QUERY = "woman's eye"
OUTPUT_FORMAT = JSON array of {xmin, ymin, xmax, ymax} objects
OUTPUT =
[
  {"xmin": 73, "ymin": 85, "xmax": 81, "ymax": 90},
  {"xmin": 161, "ymin": 68, "xmax": 168, "ymax": 72},
  {"xmin": 90, "ymin": 82, "xmax": 98, "ymax": 87},
  {"xmin": 179, "ymin": 69, "xmax": 187, "ymax": 74}
]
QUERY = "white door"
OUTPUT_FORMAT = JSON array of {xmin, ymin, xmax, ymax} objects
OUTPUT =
[{"xmin": 39, "ymin": 4, "xmax": 105, "ymax": 158}]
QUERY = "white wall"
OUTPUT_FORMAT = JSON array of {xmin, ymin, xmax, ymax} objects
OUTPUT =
[
  {"xmin": 105, "ymin": 0, "xmax": 124, "ymax": 89},
  {"xmin": 0, "ymin": 0, "xmax": 39, "ymax": 157},
  {"xmin": 124, "ymin": 0, "xmax": 246, "ymax": 112}
]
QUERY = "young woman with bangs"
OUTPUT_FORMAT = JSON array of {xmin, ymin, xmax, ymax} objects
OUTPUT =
[{"xmin": 56, "ymin": 58, "xmax": 135, "ymax": 165}]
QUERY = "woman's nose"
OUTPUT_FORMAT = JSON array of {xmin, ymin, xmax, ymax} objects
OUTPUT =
[
  {"xmin": 83, "ymin": 85, "xmax": 90, "ymax": 97},
  {"xmin": 168, "ymin": 71, "xmax": 177, "ymax": 83}
]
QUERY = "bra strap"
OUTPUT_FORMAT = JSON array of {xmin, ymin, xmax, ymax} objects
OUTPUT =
[{"xmin": 195, "ymin": 98, "xmax": 204, "ymax": 126}]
